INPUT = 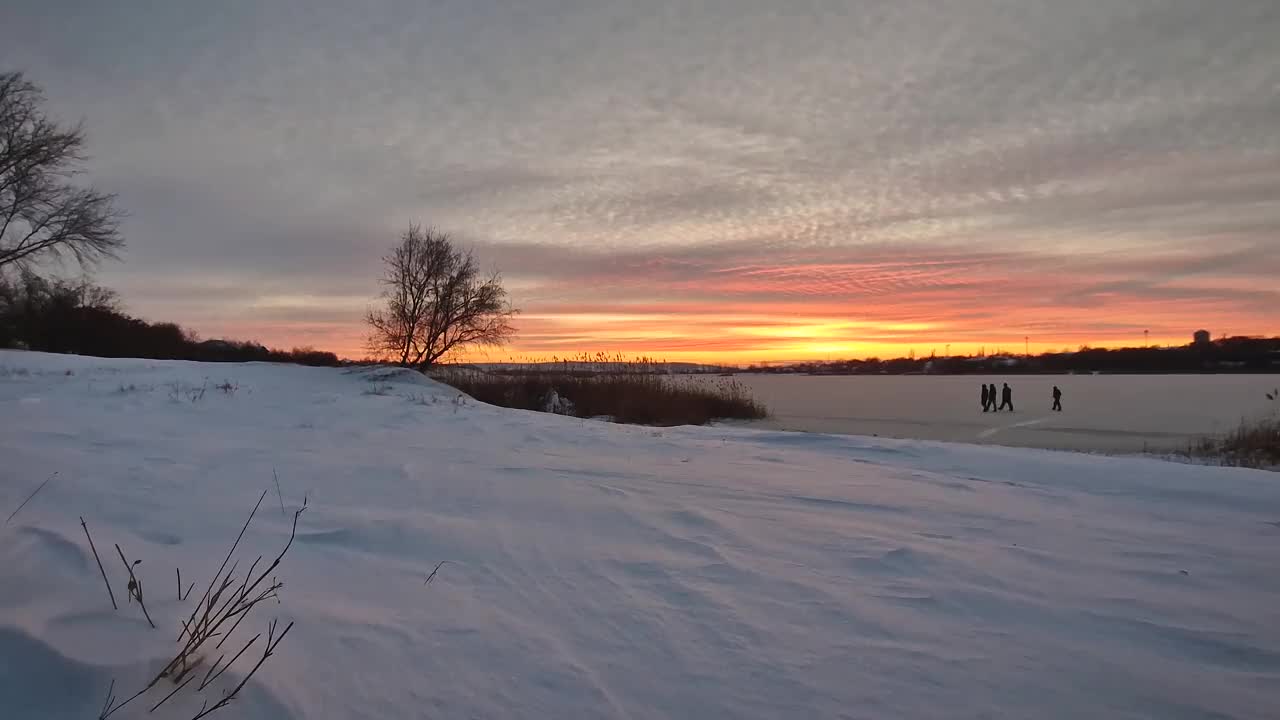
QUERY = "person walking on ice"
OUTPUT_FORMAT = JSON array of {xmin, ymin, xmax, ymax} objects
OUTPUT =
[
  {"xmin": 999, "ymin": 382, "xmax": 1014, "ymax": 412},
  {"xmin": 1052, "ymin": 385, "xmax": 1062, "ymax": 412},
  {"xmin": 981, "ymin": 383, "xmax": 991, "ymax": 412},
  {"xmin": 988, "ymin": 383, "xmax": 999, "ymax": 411}
]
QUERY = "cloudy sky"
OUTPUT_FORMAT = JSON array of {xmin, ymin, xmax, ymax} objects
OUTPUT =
[{"xmin": 5, "ymin": 0, "xmax": 1278, "ymax": 361}]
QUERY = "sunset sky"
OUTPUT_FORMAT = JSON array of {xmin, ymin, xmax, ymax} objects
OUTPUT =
[{"xmin": 4, "ymin": 1, "xmax": 1278, "ymax": 363}]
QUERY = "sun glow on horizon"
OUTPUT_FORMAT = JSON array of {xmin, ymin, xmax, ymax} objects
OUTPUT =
[{"xmin": 196, "ymin": 305, "xmax": 1217, "ymax": 367}]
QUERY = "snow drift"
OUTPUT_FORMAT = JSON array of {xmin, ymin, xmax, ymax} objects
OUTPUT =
[{"xmin": 2, "ymin": 350, "xmax": 1279, "ymax": 719}]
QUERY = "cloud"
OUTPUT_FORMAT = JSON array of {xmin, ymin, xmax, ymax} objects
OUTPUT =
[{"xmin": 2, "ymin": 0, "xmax": 1277, "ymax": 359}]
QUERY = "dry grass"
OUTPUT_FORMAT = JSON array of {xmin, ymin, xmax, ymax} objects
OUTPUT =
[
  {"xmin": 94, "ymin": 488, "xmax": 306, "ymax": 719},
  {"xmin": 4, "ymin": 471, "xmax": 57, "ymax": 524},
  {"xmin": 1190, "ymin": 390, "xmax": 1279, "ymax": 470},
  {"xmin": 439, "ymin": 365, "xmax": 767, "ymax": 426},
  {"xmin": 1192, "ymin": 416, "xmax": 1280, "ymax": 469},
  {"xmin": 168, "ymin": 380, "xmax": 208, "ymax": 403}
]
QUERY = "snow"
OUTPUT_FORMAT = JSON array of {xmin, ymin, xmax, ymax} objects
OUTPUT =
[
  {"xmin": 3, "ymin": 350, "xmax": 1280, "ymax": 719},
  {"xmin": 725, "ymin": 373, "xmax": 1278, "ymax": 453}
]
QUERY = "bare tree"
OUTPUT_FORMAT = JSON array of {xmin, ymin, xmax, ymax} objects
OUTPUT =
[
  {"xmin": 367, "ymin": 225, "xmax": 515, "ymax": 368},
  {"xmin": 0, "ymin": 71, "xmax": 123, "ymax": 271}
]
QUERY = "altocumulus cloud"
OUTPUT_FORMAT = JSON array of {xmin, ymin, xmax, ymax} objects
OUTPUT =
[{"xmin": 3, "ymin": 0, "xmax": 1277, "ymax": 359}]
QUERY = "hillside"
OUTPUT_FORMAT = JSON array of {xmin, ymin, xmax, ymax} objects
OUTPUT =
[{"xmin": 2, "ymin": 351, "xmax": 1279, "ymax": 719}]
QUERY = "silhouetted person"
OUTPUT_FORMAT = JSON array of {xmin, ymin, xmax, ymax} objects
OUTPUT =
[
  {"xmin": 981, "ymin": 384, "xmax": 990, "ymax": 412},
  {"xmin": 988, "ymin": 383, "xmax": 999, "ymax": 412},
  {"xmin": 1052, "ymin": 385, "xmax": 1062, "ymax": 412},
  {"xmin": 999, "ymin": 383, "xmax": 1013, "ymax": 411}
]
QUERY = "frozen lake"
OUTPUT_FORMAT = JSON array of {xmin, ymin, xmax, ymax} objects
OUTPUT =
[{"xmin": 721, "ymin": 374, "xmax": 1279, "ymax": 453}]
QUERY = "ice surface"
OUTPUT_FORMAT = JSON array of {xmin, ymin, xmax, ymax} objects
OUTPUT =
[
  {"xmin": 3, "ymin": 351, "xmax": 1279, "ymax": 719},
  {"xmin": 723, "ymin": 373, "xmax": 1278, "ymax": 452}
]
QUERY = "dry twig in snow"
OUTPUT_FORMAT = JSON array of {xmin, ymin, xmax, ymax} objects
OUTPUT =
[
  {"xmin": 5, "ymin": 471, "xmax": 58, "ymax": 524},
  {"xmin": 114, "ymin": 543, "xmax": 155, "ymax": 629},
  {"xmin": 80, "ymin": 516, "xmax": 117, "ymax": 610}
]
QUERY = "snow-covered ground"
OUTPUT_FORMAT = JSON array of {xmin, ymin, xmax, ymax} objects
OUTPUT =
[{"xmin": 3, "ymin": 350, "xmax": 1279, "ymax": 719}]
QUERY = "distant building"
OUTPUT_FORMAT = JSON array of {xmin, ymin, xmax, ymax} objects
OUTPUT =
[{"xmin": 1193, "ymin": 329, "xmax": 1211, "ymax": 346}]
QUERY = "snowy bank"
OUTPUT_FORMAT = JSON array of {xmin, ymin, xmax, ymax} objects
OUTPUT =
[{"xmin": 3, "ymin": 350, "xmax": 1279, "ymax": 719}]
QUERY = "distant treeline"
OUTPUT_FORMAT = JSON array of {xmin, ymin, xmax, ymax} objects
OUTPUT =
[
  {"xmin": 748, "ymin": 338, "xmax": 1280, "ymax": 375},
  {"xmin": 0, "ymin": 272, "xmax": 340, "ymax": 366}
]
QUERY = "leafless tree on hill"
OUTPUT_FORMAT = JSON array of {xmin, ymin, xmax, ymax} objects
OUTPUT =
[
  {"xmin": 0, "ymin": 71, "xmax": 123, "ymax": 271},
  {"xmin": 366, "ymin": 224, "xmax": 515, "ymax": 368}
]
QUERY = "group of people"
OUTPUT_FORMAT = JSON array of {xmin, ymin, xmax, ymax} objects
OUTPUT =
[
  {"xmin": 981, "ymin": 383, "xmax": 1013, "ymax": 412},
  {"xmin": 981, "ymin": 383, "xmax": 1063, "ymax": 412}
]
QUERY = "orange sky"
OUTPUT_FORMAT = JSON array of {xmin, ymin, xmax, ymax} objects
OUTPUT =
[
  {"xmin": 181, "ymin": 242, "xmax": 1276, "ymax": 365},
  {"xmin": 186, "ymin": 305, "xmax": 1243, "ymax": 366}
]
